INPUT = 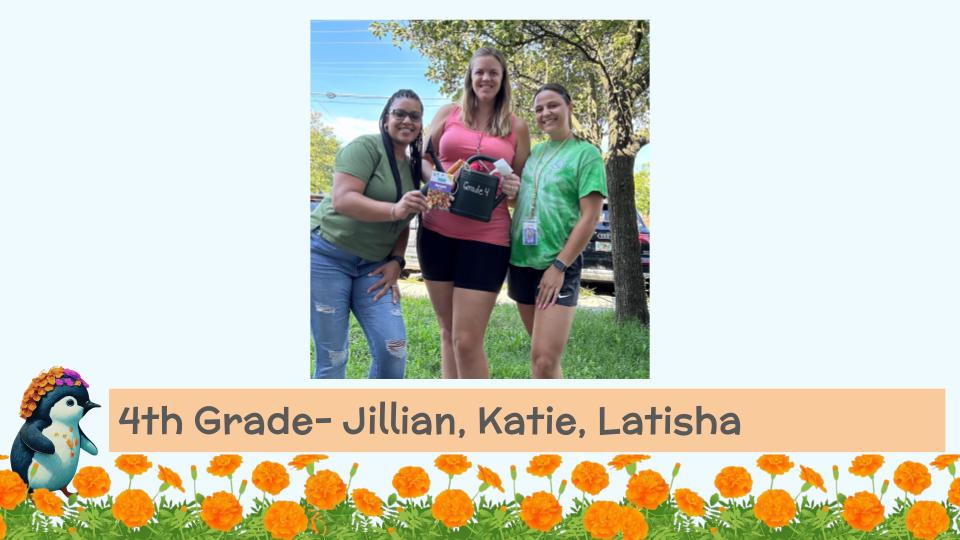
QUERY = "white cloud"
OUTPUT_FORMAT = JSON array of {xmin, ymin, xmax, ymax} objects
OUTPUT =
[{"xmin": 327, "ymin": 116, "xmax": 380, "ymax": 144}]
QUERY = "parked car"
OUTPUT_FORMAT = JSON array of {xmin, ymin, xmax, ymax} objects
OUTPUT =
[
  {"xmin": 580, "ymin": 201, "xmax": 650, "ymax": 286},
  {"xmin": 406, "ymin": 201, "xmax": 650, "ymax": 288}
]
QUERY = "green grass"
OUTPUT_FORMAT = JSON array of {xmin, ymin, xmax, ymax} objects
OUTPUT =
[{"xmin": 311, "ymin": 297, "xmax": 648, "ymax": 379}]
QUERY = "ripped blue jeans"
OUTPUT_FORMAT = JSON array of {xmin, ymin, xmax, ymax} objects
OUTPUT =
[{"xmin": 310, "ymin": 231, "xmax": 406, "ymax": 379}]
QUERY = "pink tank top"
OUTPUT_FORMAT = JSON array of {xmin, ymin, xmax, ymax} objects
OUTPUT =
[{"xmin": 422, "ymin": 105, "xmax": 517, "ymax": 246}]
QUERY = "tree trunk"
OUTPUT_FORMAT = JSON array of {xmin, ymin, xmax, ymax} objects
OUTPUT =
[{"xmin": 606, "ymin": 153, "xmax": 649, "ymax": 324}]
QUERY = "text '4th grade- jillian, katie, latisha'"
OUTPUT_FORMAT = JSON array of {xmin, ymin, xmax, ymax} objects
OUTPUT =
[{"xmin": 116, "ymin": 403, "xmax": 741, "ymax": 439}]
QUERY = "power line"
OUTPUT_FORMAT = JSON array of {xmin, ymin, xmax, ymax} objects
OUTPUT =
[
  {"xmin": 312, "ymin": 61, "xmax": 427, "ymax": 65},
  {"xmin": 310, "ymin": 29, "xmax": 370, "ymax": 34},
  {"xmin": 311, "ymin": 41, "xmax": 394, "ymax": 46},
  {"xmin": 312, "ymin": 91, "xmax": 449, "ymax": 101}
]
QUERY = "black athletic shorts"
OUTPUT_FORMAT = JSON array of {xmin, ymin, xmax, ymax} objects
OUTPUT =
[
  {"xmin": 417, "ymin": 226, "xmax": 510, "ymax": 293},
  {"xmin": 507, "ymin": 255, "xmax": 583, "ymax": 307}
]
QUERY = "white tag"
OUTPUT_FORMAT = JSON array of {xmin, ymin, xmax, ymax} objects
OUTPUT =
[{"xmin": 522, "ymin": 219, "xmax": 539, "ymax": 245}]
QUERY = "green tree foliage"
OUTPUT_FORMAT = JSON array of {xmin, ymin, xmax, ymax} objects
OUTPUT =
[
  {"xmin": 634, "ymin": 164, "xmax": 650, "ymax": 223},
  {"xmin": 371, "ymin": 20, "xmax": 650, "ymax": 323},
  {"xmin": 311, "ymin": 112, "xmax": 339, "ymax": 195}
]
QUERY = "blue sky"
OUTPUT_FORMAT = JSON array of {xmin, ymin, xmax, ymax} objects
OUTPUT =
[{"xmin": 310, "ymin": 20, "xmax": 650, "ymax": 167}]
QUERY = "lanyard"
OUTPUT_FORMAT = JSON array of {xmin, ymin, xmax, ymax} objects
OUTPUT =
[{"xmin": 529, "ymin": 138, "xmax": 570, "ymax": 219}]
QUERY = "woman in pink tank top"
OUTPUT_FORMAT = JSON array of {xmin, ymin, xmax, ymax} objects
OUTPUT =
[{"xmin": 419, "ymin": 47, "xmax": 531, "ymax": 379}]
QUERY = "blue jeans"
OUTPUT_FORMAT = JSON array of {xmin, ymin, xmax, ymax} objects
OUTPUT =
[{"xmin": 311, "ymin": 231, "xmax": 406, "ymax": 379}]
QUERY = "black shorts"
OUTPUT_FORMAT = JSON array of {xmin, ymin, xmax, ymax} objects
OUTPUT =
[
  {"xmin": 417, "ymin": 226, "xmax": 510, "ymax": 293},
  {"xmin": 507, "ymin": 256, "xmax": 583, "ymax": 307}
]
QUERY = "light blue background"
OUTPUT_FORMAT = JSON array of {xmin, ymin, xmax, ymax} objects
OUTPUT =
[{"xmin": 1, "ymin": 0, "xmax": 958, "ymax": 509}]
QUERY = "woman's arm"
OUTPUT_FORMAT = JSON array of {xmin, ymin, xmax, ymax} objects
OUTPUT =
[
  {"xmin": 535, "ymin": 192, "xmax": 604, "ymax": 309},
  {"xmin": 555, "ymin": 192, "xmax": 603, "ymax": 266},
  {"xmin": 331, "ymin": 172, "xmax": 427, "ymax": 222},
  {"xmin": 423, "ymin": 103, "xmax": 455, "ymax": 169},
  {"xmin": 512, "ymin": 116, "xmax": 531, "ymax": 177},
  {"xmin": 366, "ymin": 226, "xmax": 410, "ymax": 303}
]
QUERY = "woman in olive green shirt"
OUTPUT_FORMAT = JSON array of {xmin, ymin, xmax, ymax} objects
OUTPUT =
[{"xmin": 310, "ymin": 89, "xmax": 429, "ymax": 378}]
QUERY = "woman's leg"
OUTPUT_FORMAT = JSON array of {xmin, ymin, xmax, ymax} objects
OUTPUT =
[
  {"xmin": 417, "ymin": 227, "xmax": 459, "ymax": 378},
  {"xmin": 352, "ymin": 263, "xmax": 407, "ymax": 379},
  {"xmin": 310, "ymin": 234, "xmax": 352, "ymax": 379},
  {"xmin": 451, "ymin": 288, "xmax": 499, "ymax": 378},
  {"xmin": 424, "ymin": 280, "xmax": 457, "ymax": 378},
  {"xmin": 529, "ymin": 304, "xmax": 577, "ymax": 378},
  {"xmin": 516, "ymin": 303, "xmax": 535, "ymax": 337}
]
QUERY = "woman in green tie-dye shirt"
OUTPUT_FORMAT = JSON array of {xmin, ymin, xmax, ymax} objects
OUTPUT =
[{"xmin": 507, "ymin": 84, "xmax": 608, "ymax": 378}]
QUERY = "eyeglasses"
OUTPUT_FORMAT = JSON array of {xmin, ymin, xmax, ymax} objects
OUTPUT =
[{"xmin": 390, "ymin": 109, "xmax": 422, "ymax": 122}]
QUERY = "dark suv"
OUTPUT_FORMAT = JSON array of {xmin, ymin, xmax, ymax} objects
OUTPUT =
[{"xmin": 580, "ymin": 202, "xmax": 650, "ymax": 285}]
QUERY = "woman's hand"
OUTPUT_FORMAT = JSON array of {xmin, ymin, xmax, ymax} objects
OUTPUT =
[
  {"xmin": 500, "ymin": 172, "xmax": 520, "ymax": 199},
  {"xmin": 391, "ymin": 189, "xmax": 428, "ymax": 220},
  {"xmin": 536, "ymin": 265, "xmax": 565, "ymax": 310},
  {"xmin": 367, "ymin": 260, "xmax": 402, "ymax": 303}
]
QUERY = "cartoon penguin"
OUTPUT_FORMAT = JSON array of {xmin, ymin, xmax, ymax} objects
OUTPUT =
[{"xmin": 10, "ymin": 367, "xmax": 99, "ymax": 495}]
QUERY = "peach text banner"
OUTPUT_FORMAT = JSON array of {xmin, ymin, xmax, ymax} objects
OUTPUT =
[{"xmin": 108, "ymin": 388, "xmax": 944, "ymax": 452}]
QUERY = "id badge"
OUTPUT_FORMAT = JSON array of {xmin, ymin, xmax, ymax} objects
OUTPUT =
[{"xmin": 522, "ymin": 219, "xmax": 539, "ymax": 246}]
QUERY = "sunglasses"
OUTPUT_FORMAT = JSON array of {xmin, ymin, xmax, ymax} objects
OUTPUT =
[{"xmin": 389, "ymin": 109, "xmax": 423, "ymax": 122}]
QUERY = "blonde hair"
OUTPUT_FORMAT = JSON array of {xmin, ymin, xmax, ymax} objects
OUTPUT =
[{"xmin": 460, "ymin": 47, "xmax": 513, "ymax": 137}]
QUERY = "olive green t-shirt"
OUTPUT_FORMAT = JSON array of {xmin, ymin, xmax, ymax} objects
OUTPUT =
[
  {"xmin": 510, "ymin": 139, "xmax": 608, "ymax": 269},
  {"xmin": 310, "ymin": 134, "xmax": 415, "ymax": 262}
]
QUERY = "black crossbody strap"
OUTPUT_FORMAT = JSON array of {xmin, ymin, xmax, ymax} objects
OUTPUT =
[{"xmin": 381, "ymin": 131, "xmax": 405, "ymax": 203}]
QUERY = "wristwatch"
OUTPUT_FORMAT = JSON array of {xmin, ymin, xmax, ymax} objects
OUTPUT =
[
  {"xmin": 551, "ymin": 259, "xmax": 567, "ymax": 272},
  {"xmin": 387, "ymin": 255, "xmax": 406, "ymax": 270}
]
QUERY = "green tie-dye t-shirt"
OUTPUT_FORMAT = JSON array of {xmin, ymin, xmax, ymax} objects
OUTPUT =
[{"xmin": 510, "ymin": 138, "xmax": 608, "ymax": 269}]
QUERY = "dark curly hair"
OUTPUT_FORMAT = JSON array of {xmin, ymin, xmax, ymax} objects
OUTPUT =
[{"xmin": 379, "ymin": 89, "xmax": 424, "ymax": 191}]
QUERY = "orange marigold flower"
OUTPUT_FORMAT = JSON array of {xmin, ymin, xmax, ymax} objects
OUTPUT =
[
  {"xmin": 930, "ymin": 454, "xmax": 960, "ymax": 471},
  {"xmin": 893, "ymin": 461, "xmax": 931, "ymax": 496},
  {"xmin": 799, "ymin": 465, "xmax": 826, "ymax": 492},
  {"xmin": 73, "ymin": 466, "xmax": 111, "ymax": 498},
  {"xmin": 200, "ymin": 491, "xmax": 243, "ymax": 532},
  {"xmin": 608, "ymin": 454, "xmax": 651, "ymax": 471},
  {"xmin": 352, "ymin": 488, "xmax": 383, "ymax": 517},
  {"xmin": 905, "ymin": 501, "xmax": 950, "ymax": 540},
  {"xmin": 714, "ymin": 466, "xmax": 752, "ymax": 498},
  {"xmin": 0, "ymin": 516, "xmax": 6, "ymax": 539},
  {"xmin": 112, "ymin": 489, "xmax": 155, "ymax": 528},
  {"xmin": 431, "ymin": 489, "xmax": 474, "ymax": 528},
  {"xmin": 207, "ymin": 454, "xmax": 243, "ymax": 478},
  {"xmin": 849, "ymin": 454, "xmax": 884, "ymax": 477},
  {"xmin": 288, "ymin": 454, "xmax": 327, "ymax": 470},
  {"xmin": 520, "ymin": 491, "xmax": 563, "ymax": 532},
  {"xmin": 31, "ymin": 489, "xmax": 63, "ymax": 517},
  {"xmin": 674, "ymin": 488, "xmax": 706, "ymax": 517},
  {"xmin": 157, "ymin": 465, "xmax": 185, "ymax": 493},
  {"xmin": 527, "ymin": 454, "xmax": 562, "ymax": 478},
  {"xmin": 621, "ymin": 506, "xmax": 649, "ymax": 540},
  {"xmin": 263, "ymin": 500, "xmax": 308, "ymax": 540},
  {"xmin": 115, "ymin": 454, "xmax": 152, "ymax": 476},
  {"xmin": 434, "ymin": 454, "xmax": 472, "ymax": 476},
  {"xmin": 392, "ymin": 466, "xmax": 430, "ymax": 498},
  {"xmin": 625, "ymin": 470, "xmax": 669, "ymax": 510},
  {"xmin": 252, "ymin": 461, "xmax": 290, "ymax": 496},
  {"xmin": 756, "ymin": 454, "xmax": 794, "ymax": 476},
  {"xmin": 477, "ymin": 465, "xmax": 504, "ymax": 492},
  {"xmin": 572, "ymin": 461, "xmax": 610, "ymax": 496},
  {"xmin": 948, "ymin": 478, "xmax": 960, "ymax": 507},
  {"xmin": 0, "ymin": 456, "xmax": 6, "ymax": 460},
  {"xmin": 582, "ymin": 501, "xmax": 624, "ymax": 539},
  {"xmin": 304, "ymin": 470, "xmax": 346, "ymax": 510},
  {"xmin": 842, "ymin": 491, "xmax": 885, "ymax": 532},
  {"xmin": 754, "ymin": 489, "xmax": 796, "ymax": 528},
  {"xmin": 0, "ymin": 470, "xmax": 29, "ymax": 510}
]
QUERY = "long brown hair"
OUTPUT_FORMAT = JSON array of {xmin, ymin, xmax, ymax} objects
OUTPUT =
[{"xmin": 460, "ymin": 47, "xmax": 513, "ymax": 137}]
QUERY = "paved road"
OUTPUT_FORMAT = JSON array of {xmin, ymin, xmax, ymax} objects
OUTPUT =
[{"xmin": 398, "ymin": 274, "xmax": 615, "ymax": 309}]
